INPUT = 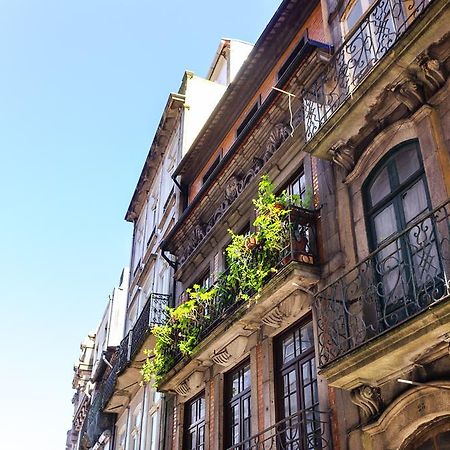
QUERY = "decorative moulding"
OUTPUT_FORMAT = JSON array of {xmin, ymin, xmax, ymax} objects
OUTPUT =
[
  {"xmin": 174, "ymin": 370, "xmax": 204, "ymax": 397},
  {"xmin": 262, "ymin": 296, "xmax": 304, "ymax": 329},
  {"xmin": 350, "ymin": 384, "xmax": 382, "ymax": 422},
  {"xmin": 211, "ymin": 336, "xmax": 248, "ymax": 367}
]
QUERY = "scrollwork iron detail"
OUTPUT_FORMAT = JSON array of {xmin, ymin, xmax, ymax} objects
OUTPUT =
[{"xmin": 314, "ymin": 200, "xmax": 450, "ymax": 367}]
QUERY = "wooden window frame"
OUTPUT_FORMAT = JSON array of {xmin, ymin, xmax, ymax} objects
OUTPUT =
[
  {"xmin": 224, "ymin": 360, "xmax": 252, "ymax": 449},
  {"xmin": 184, "ymin": 393, "xmax": 206, "ymax": 450}
]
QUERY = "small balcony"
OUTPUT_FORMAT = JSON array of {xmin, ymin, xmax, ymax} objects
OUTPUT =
[
  {"xmin": 301, "ymin": 0, "xmax": 434, "ymax": 146},
  {"xmin": 101, "ymin": 292, "xmax": 170, "ymax": 411},
  {"xmin": 160, "ymin": 207, "xmax": 319, "ymax": 379},
  {"xmin": 226, "ymin": 407, "xmax": 332, "ymax": 450},
  {"xmin": 314, "ymin": 200, "xmax": 450, "ymax": 388}
]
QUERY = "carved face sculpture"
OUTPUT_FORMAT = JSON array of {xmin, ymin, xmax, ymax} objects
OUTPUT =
[{"xmin": 225, "ymin": 175, "xmax": 240, "ymax": 202}]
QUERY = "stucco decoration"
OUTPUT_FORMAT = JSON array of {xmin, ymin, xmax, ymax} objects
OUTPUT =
[
  {"xmin": 391, "ymin": 77, "xmax": 425, "ymax": 112},
  {"xmin": 174, "ymin": 370, "xmax": 204, "ymax": 397},
  {"xmin": 178, "ymin": 122, "xmax": 290, "ymax": 266},
  {"xmin": 262, "ymin": 296, "xmax": 304, "ymax": 328},
  {"xmin": 350, "ymin": 384, "xmax": 382, "ymax": 422},
  {"xmin": 362, "ymin": 381, "xmax": 450, "ymax": 450},
  {"xmin": 174, "ymin": 381, "xmax": 190, "ymax": 397},
  {"xmin": 211, "ymin": 335, "xmax": 248, "ymax": 367},
  {"xmin": 417, "ymin": 54, "xmax": 446, "ymax": 91},
  {"xmin": 328, "ymin": 140, "xmax": 355, "ymax": 173}
]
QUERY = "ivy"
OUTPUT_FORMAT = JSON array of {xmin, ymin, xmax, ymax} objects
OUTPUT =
[{"xmin": 142, "ymin": 175, "xmax": 307, "ymax": 385}]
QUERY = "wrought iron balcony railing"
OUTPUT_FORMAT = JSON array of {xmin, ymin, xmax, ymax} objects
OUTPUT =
[
  {"xmin": 226, "ymin": 408, "xmax": 332, "ymax": 450},
  {"xmin": 314, "ymin": 200, "xmax": 450, "ymax": 367},
  {"xmin": 163, "ymin": 207, "xmax": 319, "ymax": 373},
  {"xmin": 101, "ymin": 292, "xmax": 170, "ymax": 407},
  {"xmin": 101, "ymin": 354, "xmax": 118, "ymax": 408},
  {"xmin": 301, "ymin": 0, "xmax": 433, "ymax": 141},
  {"xmin": 130, "ymin": 293, "xmax": 170, "ymax": 360}
]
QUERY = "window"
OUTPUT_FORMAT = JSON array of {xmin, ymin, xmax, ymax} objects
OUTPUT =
[
  {"xmin": 132, "ymin": 215, "xmax": 145, "ymax": 276},
  {"xmin": 341, "ymin": 0, "xmax": 398, "ymax": 88},
  {"xmin": 184, "ymin": 394, "xmax": 206, "ymax": 450},
  {"xmin": 202, "ymin": 154, "xmax": 222, "ymax": 185},
  {"xmin": 364, "ymin": 140, "xmax": 436, "ymax": 327},
  {"xmin": 287, "ymin": 170, "xmax": 308, "ymax": 206},
  {"xmin": 225, "ymin": 361, "xmax": 252, "ymax": 449},
  {"xmin": 236, "ymin": 100, "xmax": 260, "ymax": 138},
  {"xmin": 276, "ymin": 320, "xmax": 320, "ymax": 450},
  {"xmin": 278, "ymin": 36, "xmax": 306, "ymax": 80}
]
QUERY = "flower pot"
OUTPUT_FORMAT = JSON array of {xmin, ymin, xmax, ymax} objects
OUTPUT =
[{"xmin": 246, "ymin": 236, "xmax": 258, "ymax": 250}]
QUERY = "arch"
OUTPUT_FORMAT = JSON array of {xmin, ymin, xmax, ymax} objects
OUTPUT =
[{"xmin": 362, "ymin": 382, "xmax": 450, "ymax": 450}]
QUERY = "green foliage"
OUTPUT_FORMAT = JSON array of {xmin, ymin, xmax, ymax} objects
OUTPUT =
[{"xmin": 142, "ymin": 175, "xmax": 309, "ymax": 385}]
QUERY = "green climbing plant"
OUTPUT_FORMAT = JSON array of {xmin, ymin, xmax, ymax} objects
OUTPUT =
[{"xmin": 142, "ymin": 174, "xmax": 308, "ymax": 385}]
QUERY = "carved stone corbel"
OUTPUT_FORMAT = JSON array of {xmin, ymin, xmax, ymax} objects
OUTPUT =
[
  {"xmin": 328, "ymin": 140, "xmax": 355, "ymax": 173},
  {"xmin": 262, "ymin": 297, "xmax": 304, "ymax": 328},
  {"xmin": 174, "ymin": 381, "xmax": 190, "ymax": 397},
  {"xmin": 174, "ymin": 370, "xmax": 204, "ymax": 397},
  {"xmin": 417, "ymin": 54, "xmax": 446, "ymax": 91},
  {"xmin": 211, "ymin": 336, "xmax": 248, "ymax": 367},
  {"xmin": 392, "ymin": 77, "xmax": 425, "ymax": 112},
  {"xmin": 350, "ymin": 384, "xmax": 382, "ymax": 422}
]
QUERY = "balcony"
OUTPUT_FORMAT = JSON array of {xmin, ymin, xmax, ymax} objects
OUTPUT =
[
  {"xmin": 159, "ymin": 207, "xmax": 319, "ymax": 380},
  {"xmin": 226, "ymin": 408, "xmax": 332, "ymax": 450},
  {"xmin": 314, "ymin": 200, "xmax": 450, "ymax": 388},
  {"xmin": 101, "ymin": 292, "xmax": 170, "ymax": 410},
  {"xmin": 300, "ymin": 0, "xmax": 434, "ymax": 146}
]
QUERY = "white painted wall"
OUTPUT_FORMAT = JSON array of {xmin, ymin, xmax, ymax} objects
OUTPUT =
[{"xmin": 182, "ymin": 74, "xmax": 226, "ymax": 157}]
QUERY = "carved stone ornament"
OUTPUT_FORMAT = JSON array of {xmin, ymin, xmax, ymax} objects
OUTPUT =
[
  {"xmin": 174, "ymin": 381, "xmax": 190, "ymax": 397},
  {"xmin": 392, "ymin": 77, "xmax": 425, "ymax": 112},
  {"xmin": 417, "ymin": 54, "xmax": 446, "ymax": 91},
  {"xmin": 350, "ymin": 384, "xmax": 382, "ymax": 421},
  {"xmin": 262, "ymin": 297, "xmax": 304, "ymax": 328},
  {"xmin": 174, "ymin": 370, "xmax": 204, "ymax": 397},
  {"xmin": 328, "ymin": 140, "xmax": 355, "ymax": 173},
  {"xmin": 178, "ymin": 122, "xmax": 290, "ymax": 265},
  {"xmin": 211, "ymin": 336, "xmax": 248, "ymax": 367}
]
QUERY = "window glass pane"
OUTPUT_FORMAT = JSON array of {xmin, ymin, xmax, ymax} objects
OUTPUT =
[
  {"xmin": 373, "ymin": 203, "xmax": 397, "ymax": 244},
  {"xmin": 300, "ymin": 322, "xmax": 314, "ymax": 352},
  {"xmin": 346, "ymin": 0, "xmax": 364, "ymax": 30},
  {"xmin": 283, "ymin": 334, "xmax": 295, "ymax": 363},
  {"xmin": 369, "ymin": 166, "xmax": 391, "ymax": 206},
  {"xmin": 396, "ymin": 146, "xmax": 420, "ymax": 184},
  {"xmin": 243, "ymin": 366, "xmax": 251, "ymax": 390},
  {"xmin": 402, "ymin": 179, "xmax": 428, "ymax": 223}
]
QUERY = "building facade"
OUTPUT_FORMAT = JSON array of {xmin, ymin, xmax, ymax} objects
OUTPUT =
[
  {"xmin": 68, "ymin": 0, "xmax": 450, "ymax": 448},
  {"xmin": 66, "ymin": 268, "xmax": 129, "ymax": 450},
  {"xmin": 153, "ymin": 0, "xmax": 450, "ymax": 449}
]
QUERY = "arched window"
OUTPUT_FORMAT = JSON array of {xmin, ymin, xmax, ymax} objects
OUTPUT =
[
  {"xmin": 363, "ymin": 140, "xmax": 440, "ymax": 327},
  {"xmin": 404, "ymin": 417, "xmax": 450, "ymax": 449}
]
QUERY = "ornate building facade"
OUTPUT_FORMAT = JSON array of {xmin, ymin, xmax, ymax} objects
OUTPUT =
[{"xmin": 67, "ymin": 0, "xmax": 450, "ymax": 448}]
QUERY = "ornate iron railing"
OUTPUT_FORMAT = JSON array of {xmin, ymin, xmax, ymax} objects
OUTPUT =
[
  {"xmin": 101, "ymin": 351, "xmax": 119, "ymax": 408},
  {"xmin": 101, "ymin": 293, "xmax": 170, "ymax": 407},
  {"xmin": 162, "ymin": 208, "xmax": 319, "ymax": 373},
  {"xmin": 117, "ymin": 333, "xmax": 130, "ymax": 373},
  {"xmin": 301, "ymin": 0, "xmax": 433, "ymax": 140},
  {"xmin": 130, "ymin": 293, "xmax": 171, "ymax": 360},
  {"xmin": 314, "ymin": 200, "xmax": 450, "ymax": 367},
  {"xmin": 226, "ymin": 408, "xmax": 332, "ymax": 450}
]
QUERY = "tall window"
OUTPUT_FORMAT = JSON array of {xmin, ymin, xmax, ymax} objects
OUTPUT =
[
  {"xmin": 364, "ymin": 140, "xmax": 436, "ymax": 326},
  {"xmin": 225, "ymin": 361, "xmax": 252, "ymax": 449},
  {"xmin": 287, "ymin": 170, "xmax": 308, "ymax": 206},
  {"xmin": 276, "ymin": 320, "xmax": 320, "ymax": 450},
  {"xmin": 185, "ymin": 394, "xmax": 206, "ymax": 450}
]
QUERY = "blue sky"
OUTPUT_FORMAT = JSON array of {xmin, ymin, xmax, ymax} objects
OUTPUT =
[{"xmin": 0, "ymin": 1, "xmax": 281, "ymax": 448}]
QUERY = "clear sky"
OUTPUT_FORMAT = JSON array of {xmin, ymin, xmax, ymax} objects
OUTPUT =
[{"xmin": 0, "ymin": 1, "xmax": 281, "ymax": 449}]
